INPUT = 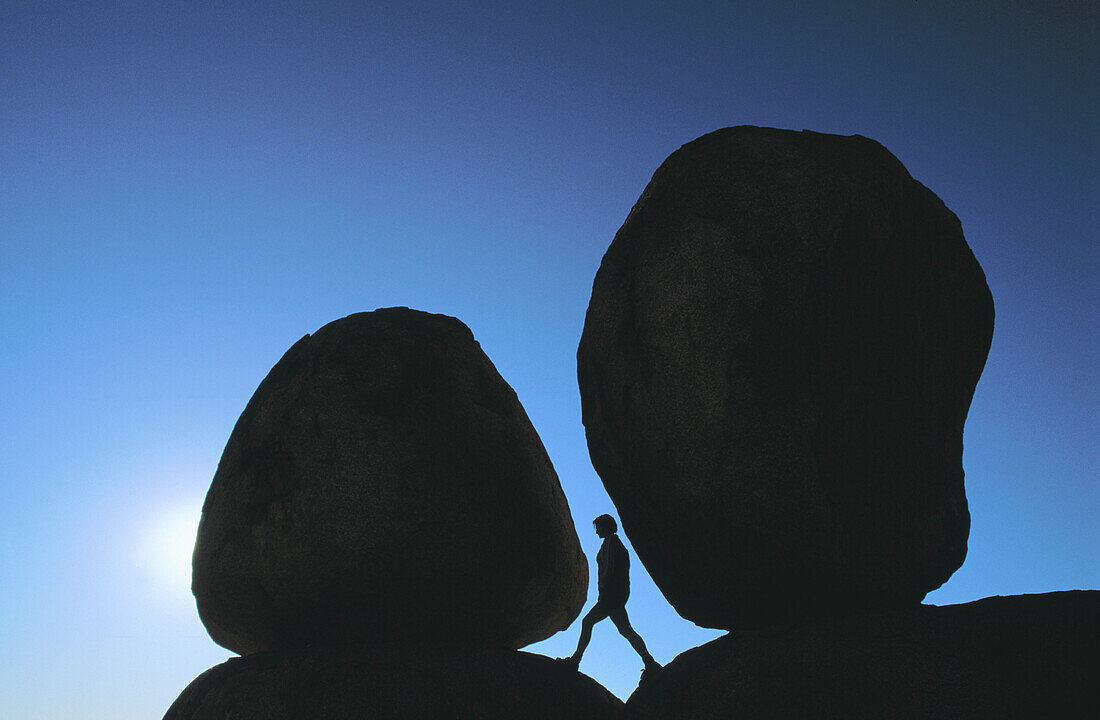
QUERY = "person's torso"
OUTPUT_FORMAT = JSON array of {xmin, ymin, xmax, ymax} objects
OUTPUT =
[{"xmin": 597, "ymin": 535, "xmax": 629, "ymax": 601}]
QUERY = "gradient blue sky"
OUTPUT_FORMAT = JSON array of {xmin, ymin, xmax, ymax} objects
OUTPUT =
[{"xmin": 1, "ymin": 1, "xmax": 1096, "ymax": 715}]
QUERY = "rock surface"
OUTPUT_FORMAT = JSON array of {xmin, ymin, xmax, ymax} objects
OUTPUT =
[
  {"xmin": 578, "ymin": 126, "xmax": 994, "ymax": 628},
  {"xmin": 193, "ymin": 308, "xmax": 587, "ymax": 654},
  {"xmin": 627, "ymin": 591, "xmax": 1099, "ymax": 720},
  {"xmin": 163, "ymin": 644, "xmax": 626, "ymax": 720}
]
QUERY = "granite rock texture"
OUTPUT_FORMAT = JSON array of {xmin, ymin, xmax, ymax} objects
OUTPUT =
[
  {"xmin": 193, "ymin": 308, "xmax": 587, "ymax": 654},
  {"xmin": 578, "ymin": 126, "xmax": 994, "ymax": 628},
  {"xmin": 627, "ymin": 591, "xmax": 1099, "ymax": 720},
  {"xmin": 163, "ymin": 644, "xmax": 626, "ymax": 720}
]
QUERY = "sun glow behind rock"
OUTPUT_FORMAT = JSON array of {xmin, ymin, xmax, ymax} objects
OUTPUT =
[{"xmin": 134, "ymin": 498, "xmax": 204, "ymax": 603}]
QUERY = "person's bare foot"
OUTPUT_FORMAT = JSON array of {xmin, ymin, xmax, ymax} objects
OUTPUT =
[
  {"xmin": 639, "ymin": 662, "xmax": 661, "ymax": 684},
  {"xmin": 556, "ymin": 656, "xmax": 580, "ymax": 671}
]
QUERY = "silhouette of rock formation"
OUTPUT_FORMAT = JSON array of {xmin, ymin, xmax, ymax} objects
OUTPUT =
[
  {"xmin": 164, "ymin": 644, "xmax": 626, "ymax": 720},
  {"xmin": 578, "ymin": 126, "xmax": 994, "ymax": 629},
  {"xmin": 627, "ymin": 591, "xmax": 1099, "ymax": 720},
  {"xmin": 193, "ymin": 308, "xmax": 587, "ymax": 654}
]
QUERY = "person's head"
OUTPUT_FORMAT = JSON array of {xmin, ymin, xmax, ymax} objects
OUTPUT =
[{"xmin": 593, "ymin": 514, "xmax": 617, "ymax": 538}]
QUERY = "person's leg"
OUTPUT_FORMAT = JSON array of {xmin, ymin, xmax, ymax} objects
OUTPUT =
[
  {"xmin": 608, "ymin": 606, "xmax": 659, "ymax": 669},
  {"xmin": 569, "ymin": 603, "xmax": 610, "ymax": 664}
]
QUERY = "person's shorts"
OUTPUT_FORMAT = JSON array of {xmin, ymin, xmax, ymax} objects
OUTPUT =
[{"xmin": 592, "ymin": 594, "xmax": 628, "ymax": 614}]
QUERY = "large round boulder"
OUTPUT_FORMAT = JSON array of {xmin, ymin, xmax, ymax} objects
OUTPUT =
[
  {"xmin": 627, "ymin": 592, "xmax": 1100, "ymax": 720},
  {"xmin": 578, "ymin": 126, "xmax": 994, "ymax": 628},
  {"xmin": 194, "ymin": 308, "xmax": 587, "ymax": 654},
  {"xmin": 163, "ymin": 644, "xmax": 626, "ymax": 720}
]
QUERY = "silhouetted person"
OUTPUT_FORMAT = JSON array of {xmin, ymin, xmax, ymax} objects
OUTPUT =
[{"xmin": 561, "ymin": 514, "xmax": 660, "ymax": 677}]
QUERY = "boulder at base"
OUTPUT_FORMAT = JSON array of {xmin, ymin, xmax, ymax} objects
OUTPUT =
[
  {"xmin": 627, "ymin": 591, "xmax": 1099, "ymax": 720},
  {"xmin": 578, "ymin": 126, "xmax": 994, "ymax": 628},
  {"xmin": 193, "ymin": 308, "xmax": 587, "ymax": 654},
  {"xmin": 163, "ymin": 644, "xmax": 625, "ymax": 720}
]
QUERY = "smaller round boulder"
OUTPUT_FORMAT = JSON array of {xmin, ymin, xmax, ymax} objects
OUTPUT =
[{"xmin": 193, "ymin": 308, "xmax": 587, "ymax": 654}]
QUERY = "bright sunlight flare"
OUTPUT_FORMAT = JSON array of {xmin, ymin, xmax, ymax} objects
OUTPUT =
[{"xmin": 134, "ymin": 498, "xmax": 203, "ymax": 602}]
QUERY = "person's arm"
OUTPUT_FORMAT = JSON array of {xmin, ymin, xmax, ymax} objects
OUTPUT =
[
  {"xmin": 614, "ymin": 540, "xmax": 628, "ymax": 584},
  {"xmin": 597, "ymin": 542, "xmax": 608, "ymax": 594}
]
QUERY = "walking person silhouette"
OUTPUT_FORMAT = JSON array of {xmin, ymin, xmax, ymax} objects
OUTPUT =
[{"xmin": 561, "ymin": 514, "xmax": 661, "ymax": 677}]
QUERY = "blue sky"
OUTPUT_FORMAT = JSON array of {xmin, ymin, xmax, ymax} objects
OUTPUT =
[{"xmin": 1, "ymin": 1, "xmax": 1096, "ymax": 715}]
